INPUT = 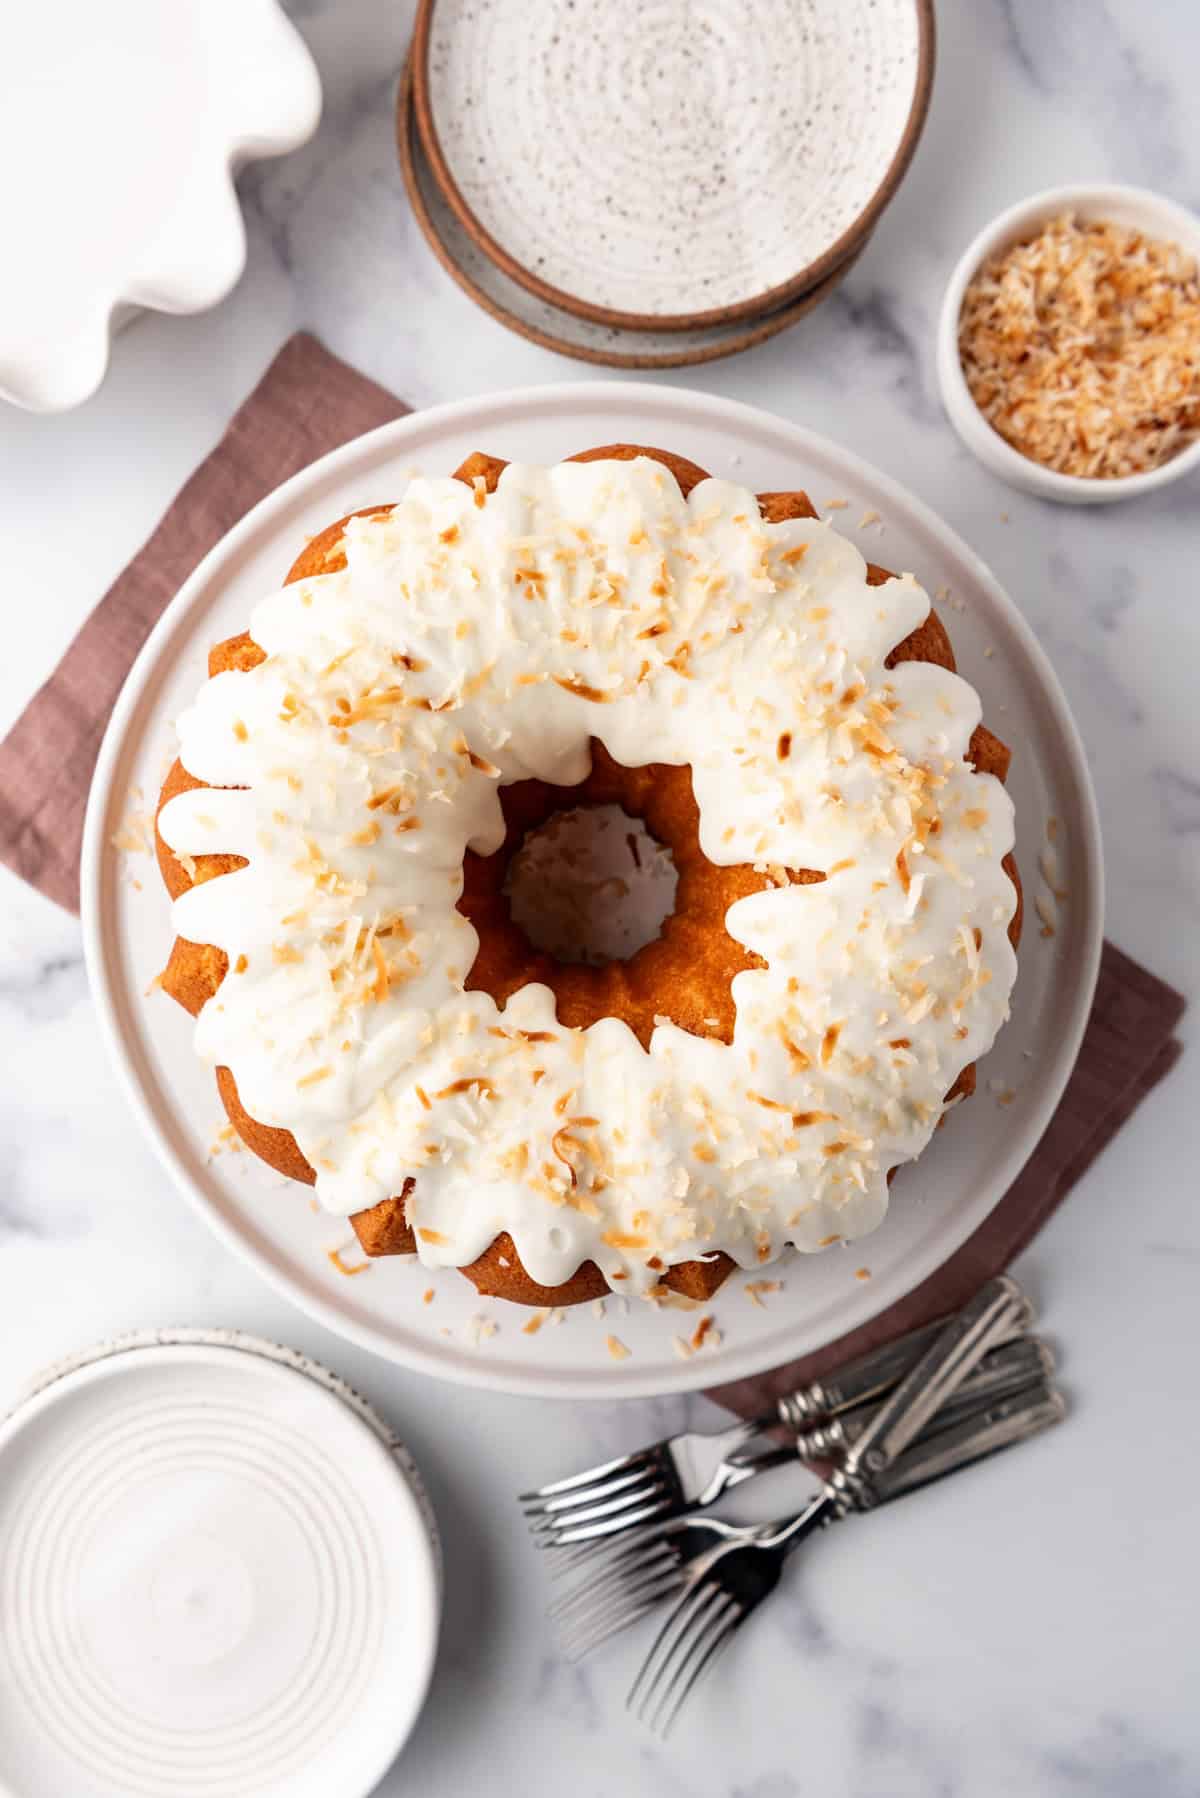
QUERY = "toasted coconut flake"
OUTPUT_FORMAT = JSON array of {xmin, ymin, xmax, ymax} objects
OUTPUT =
[
  {"xmin": 327, "ymin": 1244, "xmax": 370, "ymax": 1276},
  {"xmin": 606, "ymin": 1334, "xmax": 632, "ymax": 1360},
  {"xmin": 689, "ymin": 1315, "xmax": 720, "ymax": 1352},
  {"xmin": 959, "ymin": 212, "xmax": 1200, "ymax": 478},
  {"xmin": 602, "ymin": 1229, "xmax": 650, "ymax": 1251},
  {"xmin": 744, "ymin": 1279, "xmax": 783, "ymax": 1307},
  {"xmin": 369, "ymin": 938, "xmax": 391, "ymax": 1002},
  {"xmin": 780, "ymin": 1031, "xmax": 811, "ymax": 1072},
  {"xmin": 553, "ymin": 674, "xmax": 615, "ymax": 702},
  {"xmin": 434, "ymin": 1076, "xmax": 497, "ymax": 1101},
  {"xmin": 112, "ymin": 803, "xmax": 155, "ymax": 856}
]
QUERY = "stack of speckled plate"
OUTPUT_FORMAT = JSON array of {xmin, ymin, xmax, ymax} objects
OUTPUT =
[{"xmin": 399, "ymin": 0, "xmax": 934, "ymax": 368}]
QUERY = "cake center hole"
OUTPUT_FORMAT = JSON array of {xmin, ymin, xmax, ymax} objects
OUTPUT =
[{"xmin": 503, "ymin": 804, "xmax": 678, "ymax": 966}]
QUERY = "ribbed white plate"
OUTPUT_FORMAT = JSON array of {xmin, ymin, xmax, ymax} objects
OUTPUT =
[
  {"xmin": 81, "ymin": 383, "xmax": 1103, "ymax": 1399},
  {"xmin": 0, "ymin": 1334, "xmax": 440, "ymax": 1798},
  {"xmin": 0, "ymin": 0, "xmax": 320, "ymax": 412}
]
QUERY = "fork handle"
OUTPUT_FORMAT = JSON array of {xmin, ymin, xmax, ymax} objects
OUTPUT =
[
  {"xmin": 871, "ymin": 1380, "xmax": 1066, "ymax": 1505},
  {"xmin": 773, "ymin": 1377, "xmax": 1065, "ymax": 1550},
  {"xmin": 832, "ymin": 1277, "xmax": 1026, "ymax": 1499},
  {"xmin": 793, "ymin": 1336, "xmax": 1050, "ymax": 1462},
  {"xmin": 773, "ymin": 1296, "xmax": 1033, "ymax": 1431}
]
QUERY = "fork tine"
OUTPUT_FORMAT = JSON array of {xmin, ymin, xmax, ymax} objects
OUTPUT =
[
  {"xmin": 554, "ymin": 1552, "xmax": 683, "ymax": 1645},
  {"xmin": 549, "ymin": 1537, "xmax": 679, "ymax": 1620},
  {"xmin": 525, "ymin": 1469, "xmax": 671, "ymax": 1533},
  {"xmin": 550, "ymin": 1531, "xmax": 676, "ymax": 1618},
  {"xmin": 528, "ymin": 1498, "xmax": 659, "ymax": 1545},
  {"xmin": 653, "ymin": 1599, "xmax": 744, "ymax": 1738},
  {"xmin": 518, "ymin": 1446, "xmax": 652, "ymax": 1503},
  {"xmin": 563, "ymin": 1598, "xmax": 663, "ymax": 1663},
  {"xmin": 627, "ymin": 1577, "xmax": 722, "ymax": 1721},
  {"xmin": 543, "ymin": 1512, "xmax": 675, "ymax": 1577},
  {"xmin": 520, "ymin": 1459, "xmax": 666, "ymax": 1517},
  {"xmin": 561, "ymin": 1571, "xmax": 688, "ymax": 1662},
  {"xmin": 645, "ymin": 1596, "xmax": 730, "ymax": 1736},
  {"xmin": 544, "ymin": 1539, "xmax": 613, "ymax": 1580},
  {"xmin": 556, "ymin": 1545, "xmax": 685, "ymax": 1644},
  {"xmin": 537, "ymin": 1492, "xmax": 676, "ymax": 1547},
  {"xmin": 545, "ymin": 1534, "xmax": 647, "ymax": 1585}
]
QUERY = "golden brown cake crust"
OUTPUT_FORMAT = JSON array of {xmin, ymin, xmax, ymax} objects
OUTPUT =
[{"xmin": 155, "ymin": 443, "xmax": 1022, "ymax": 1307}]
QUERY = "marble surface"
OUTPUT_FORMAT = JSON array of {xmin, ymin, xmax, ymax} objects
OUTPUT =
[{"xmin": 1, "ymin": 1, "xmax": 1197, "ymax": 1791}]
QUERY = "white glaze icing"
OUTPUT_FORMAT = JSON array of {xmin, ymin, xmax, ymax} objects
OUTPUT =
[{"xmin": 158, "ymin": 458, "xmax": 1017, "ymax": 1295}]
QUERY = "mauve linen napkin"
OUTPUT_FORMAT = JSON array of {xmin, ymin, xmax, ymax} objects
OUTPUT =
[
  {"xmin": 0, "ymin": 335, "xmax": 408, "ymax": 913},
  {"xmin": 0, "ymin": 332, "xmax": 1184, "ymax": 1411}
]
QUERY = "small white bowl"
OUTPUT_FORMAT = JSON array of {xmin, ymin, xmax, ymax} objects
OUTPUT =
[{"xmin": 937, "ymin": 183, "xmax": 1200, "ymax": 505}]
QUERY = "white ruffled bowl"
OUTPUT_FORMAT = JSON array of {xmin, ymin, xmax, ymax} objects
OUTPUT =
[{"xmin": 0, "ymin": 0, "xmax": 321, "ymax": 412}]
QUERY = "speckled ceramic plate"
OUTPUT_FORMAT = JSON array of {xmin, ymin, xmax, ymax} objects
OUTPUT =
[
  {"xmin": 0, "ymin": 1333, "xmax": 440, "ymax": 1798},
  {"xmin": 398, "ymin": 62, "xmax": 864, "ymax": 368},
  {"xmin": 82, "ymin": 384, "xmax": 1102, "ymax": 1399},
  {"xmin": 412, "ymin": 0, "xmax": 933, "ymax": 330}
]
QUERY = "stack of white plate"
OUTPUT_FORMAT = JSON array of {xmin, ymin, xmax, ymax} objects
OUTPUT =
[{"xmin": 0, "ymin": 1332, "xmax": 440, "ymax": 1798}]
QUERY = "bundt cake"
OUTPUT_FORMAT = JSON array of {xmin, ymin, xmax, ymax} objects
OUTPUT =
[{"xmin": 155, "ymin": 443, "xmax": 1021, "ymax": 1309}]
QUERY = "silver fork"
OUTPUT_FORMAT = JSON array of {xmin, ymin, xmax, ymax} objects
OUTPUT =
[
  {"xmin": 553, "ymin": 1276, "xmax": 1030, "ymax": 1637},
  {"xmin": 522, "ymin": 1282, "xmax": 1034, "ymax": 1550},
  {"xmin": 550, "ymin": 1336, "xmax": 1053, "ymax": 1645},
  {"xmin": 626, "ymin": 1379, "xmax": 1066, "ymax": 1734},
  {"xmin": 546, "ymin": 1331, "xmax": 1048, "ymax": 1582},
  {"xmin": 522, "ymin": 1412, "xmax": 795, "ymax": 1551},
  {"xmin": 791, "ymin": 1335, "xmax": 1051, "ymax": 1460}
]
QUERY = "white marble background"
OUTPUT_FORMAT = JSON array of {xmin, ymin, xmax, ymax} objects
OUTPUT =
[{"xmin": 2, "ymin": 1, "xmax": 1198, "ymax": 1792}]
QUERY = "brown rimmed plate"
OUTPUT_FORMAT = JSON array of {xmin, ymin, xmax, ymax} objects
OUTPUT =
[
  {"xmin": 411, "ymin": 0, "xmax": 933, "ymax": 332},
  {"xmin": 398, "ymin": 62, "xmax": 864, "ymax": 369}
]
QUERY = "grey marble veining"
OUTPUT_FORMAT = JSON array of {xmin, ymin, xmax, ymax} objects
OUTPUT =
[
  {"xmin": 1, "ymin": 1, "xmax": 1198, "ymax": 1792},
  {"xmin": 993, "ymin": 0, "xmax": 1186, "ymax": 183}
]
